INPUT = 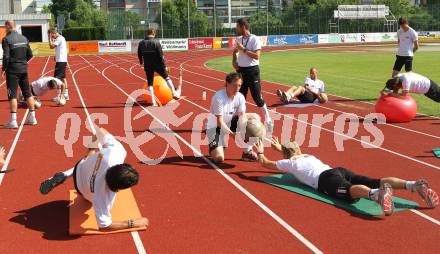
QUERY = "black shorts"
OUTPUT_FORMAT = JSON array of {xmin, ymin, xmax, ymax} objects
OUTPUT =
[
  {"xmin": 318, "ymin": 167, "xmax": 381, "ymax": 202},
  {"xmin": 425, "ymin": 80, "xmax": 440, "ymax": 103},
  {"xmin": 145, "ymin": 66, "xmax": 169, "ymax": 87},
  {"xmin": 207, "ymin": 115, "xmax": 239, "ymax": 153},
  {"xmin": 6, "ymin": 72, "xmax": 31, "ymax": 100},
  {"xmin": 54, "ymin": 62, "xmax": 67, "ymax": 79},
  {"xmin": 297, "ymin": 90, "xmax": 316, "ymax": 103},
  {"xmin": 393, "ymin": 55, "xmax": 413, "ymax": 72},
  {"xmin": 238, "ymin": 66, "xmax": 265, "ymax": 107}
]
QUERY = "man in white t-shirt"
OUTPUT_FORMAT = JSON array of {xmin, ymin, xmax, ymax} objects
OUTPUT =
[
  {"xmin": 207, "ymin": 72, "xmax": 264, "ymax": 163},
  {"xmin": 39, "ymin": 127, "xmax": 148, "ymax": 230},
  {"xmin": 254, "ymin": 138, "xmax": 438, "ymax": 216},
  {"xmin": 392, "ymin": 17, "xmax": 419, "ymax": 77},
  {"xmin": 276, "ymin": 67, "xmax": 328, "ymax": 104},
  {"xmin": 232, "ymin": 18, "xmax": 273, "ymax": 133},
  {"xmin": 382, "ymin": 72, "xmax": 440, "ymax": 102},
  {"xmin": 48, "ymin": 28, "xmax": 69, "ymax": 100},
  {"xmin": 25, "ymin": 76, "xmax": 66, "ymax": 108}
]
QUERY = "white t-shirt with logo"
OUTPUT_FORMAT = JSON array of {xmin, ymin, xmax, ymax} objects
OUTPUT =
[
  {"xmin": 399, "ymin": 72, "xmax": 431, "ymax": 94},
  {"xmin": 75, "ymin": 134, "xmax": 127, "ymax": 228},
  {"xmin": 304, "ymin": 77, "xmax": 325, "ymax": 94},
  {"xmin": 236, "ymin": 35, "xmax": 262, "ymax": 67},
  {"xmin": 31, "ymin": 76, "xmax": 62, "ymax": 96},
  {"xmin": 54, "ymin": 35, "xmax": 68, "ymax": 62},
  {"xmin": 276, "ymin": 155, "xmax": 332, "ymax": 189},
  {"xmin": 397, "ymin": 27, "xmax": 418, "ymax": 57},
  {"xmin": 207, "ymin": 89, "xmax": 246, "ymax": 129}
]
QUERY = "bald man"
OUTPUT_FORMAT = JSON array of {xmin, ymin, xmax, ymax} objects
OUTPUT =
[{"xmin": 1, "ymin": 20, "xmax": 37, "ymax": 128}]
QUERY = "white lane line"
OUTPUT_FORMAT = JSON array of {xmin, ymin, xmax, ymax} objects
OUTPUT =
[
  {"xmin": 69, "ymin": 57, "xmax": 148, "ymax": 254},
  {"xmin": 93, "ymin": 55, "xmax": 323, "ymax": 254},
  {"xmin": 117, "ymin": 55, "xmax": 440, "ymax": 228},
  {"xmin": 0, "ymin": 56, "xmax": 50, "ymax": 185}
]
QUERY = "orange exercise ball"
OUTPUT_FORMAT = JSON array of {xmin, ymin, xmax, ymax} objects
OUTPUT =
[{"xmin": 144, "ymin": 76, "xmax": 173, "ymax": 105}]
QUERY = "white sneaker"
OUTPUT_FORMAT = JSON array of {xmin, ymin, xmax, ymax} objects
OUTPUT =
[
  {"xmin": 4, "ymin": 121, "xmax": 18, "ymax": 129},
  {"xmin": 52, "ymin": 96, "xmax": 59, "ymax": 102},
  {"xmin": 25, "ymin": 117, "xmax": 38, "ymax": 125},
  {"xmin": 34, "ymin": 100, "xmax": 42, "ymax": 109}
]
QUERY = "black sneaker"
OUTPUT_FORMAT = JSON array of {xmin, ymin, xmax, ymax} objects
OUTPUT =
[{"xmin": 40, "ymin": 172, "xmax": 67, "ymax": 195}]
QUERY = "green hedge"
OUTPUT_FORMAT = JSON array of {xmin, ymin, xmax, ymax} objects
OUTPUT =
[{"xmin": 62, "ymin": 27, "xmax": 106, "ymax": 41}]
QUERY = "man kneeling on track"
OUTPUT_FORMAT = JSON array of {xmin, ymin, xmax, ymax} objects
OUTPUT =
[
  {"xmin": 19, "ymin": 76, "xmax": 66, "ymax": 108},
  {"xmin": 254, "ymin": 138, "xmax": 438, "ymax": 215},
  {"xmin": 276, "ymin": 67, "xmax": 328, "ymax": 104},
  {"xmin": 39, "ymin": 126, "xmax": 149, "ymax": 230},
  {"xmin": 207, "ymin": 72, "xmax": 264, "ymax": 163},
  {"xmin": 382, "ymin": 72, "xmax": 440, "ymax": 103}
]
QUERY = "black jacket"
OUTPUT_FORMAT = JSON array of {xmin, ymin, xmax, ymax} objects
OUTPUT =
[
  {"xmin": 137, "ymin": 37, "xmax": 165, "ymax": 70},
  {"xmin": 2, "ymin": 30, "xmax": 33, "ymax": 73}
]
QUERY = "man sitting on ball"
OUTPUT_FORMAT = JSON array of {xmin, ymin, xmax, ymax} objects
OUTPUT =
[
  {"xmin": 276, "ymin": 67, "xmax": 328, "ymax": 104},
  {"xmin": 207, "ymin": 72, "xmax": 264, "ymax": 163},
  {"xmin": 382, "ymin": 72, "xmax": 440, "ymax": 103},
  {"xmin": 254, "ymin": 138, "xmax": 438, "ymax": 215},
  {"xmin": 19, "ymin": 76, "xmax": 66, "ymax": 107}
]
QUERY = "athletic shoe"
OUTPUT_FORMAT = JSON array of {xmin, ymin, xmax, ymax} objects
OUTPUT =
[
  {"xmin": 3, "ymin": 121, "xmax": 18, "ymax": 129},
  {"xmin": 265, "ymin": 120, "xmax": 274, "ymax": 133},
  {"xmin": 34, "ymin": 99, "xmax": 42, "ymax": 109},
  {"xmin": 40, "ymin": 172, "xmax": 67, "ymax": 195},
  {"xmin": 241, "ymin": 151, "xmax": 258, "ymax": 162},
  {"xmin": 378, "ymin": 183, "xmax": 394, "ymax": 216},
  {"xmin": 276, "ymin": 89, "xmax": 282, "ymax": 98},
  {"xmin": 52, "ymin": 96, "xmax": 59, "ymax": 102},
  {"xmin": 415, "ymin": 179, "xmax": 439, "ymax": 208},
  {"xmin": 25, "ymin": 117, "xmax": 38, "ymax": 125}
]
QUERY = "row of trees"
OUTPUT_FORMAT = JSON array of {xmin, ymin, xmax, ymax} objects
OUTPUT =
[{"xmin": 43, "ymin": 0, "xmax": 440, "ymax": 40}]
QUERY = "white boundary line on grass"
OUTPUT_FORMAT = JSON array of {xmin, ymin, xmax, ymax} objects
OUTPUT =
[
  {"xmin": 91, "ymin": 55, "xmax": 323, "ymax": 254},
  {"xmin": 68, "ymin": 58, "xmax": 147, "ymax": 254},
  {"xmin": 115, "ymin": 54, "xmax": 440, "ymax": 228},
  {"xmin": 0, "ymin": 56, "xmax": 50, "ymax": 185}
]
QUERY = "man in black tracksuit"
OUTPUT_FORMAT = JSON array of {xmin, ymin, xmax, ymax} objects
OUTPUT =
[
  {"xmin": 1, "ymin": 20, "xmax": 37, "ymax": 128},
  {"xmin": 137, "ymin": 28, "xmax": 180, "ymax": 106}
]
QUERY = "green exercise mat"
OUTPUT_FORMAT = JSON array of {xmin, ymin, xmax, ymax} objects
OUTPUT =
[
  {"xmin": 258, "ymin": 174, "xmax": 418, "ymax": 216},
  {"xmin": 433, "ymin": 148, "xmax": 440, "ymax": 158}
]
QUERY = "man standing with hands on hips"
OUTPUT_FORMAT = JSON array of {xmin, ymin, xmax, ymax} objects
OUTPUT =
[
  {"xmin": 392, "ymin": 17, "xmax": 419, "ymax": 78},
  {"xmin": 1, "ymin": 20, "xmax": 38, "ymax": 128},
  {"xmin": 48, "ymin": 28, "xmax": 69, "ymax": 101},
  {"xmin": 232, "ymin": 18, "xmax": 273, "ymax": 132}
]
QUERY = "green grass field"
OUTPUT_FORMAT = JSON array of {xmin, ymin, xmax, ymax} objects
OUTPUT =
[{"xmin": 206, "ymin": 46, "xmax": 440, "ymax": 117}]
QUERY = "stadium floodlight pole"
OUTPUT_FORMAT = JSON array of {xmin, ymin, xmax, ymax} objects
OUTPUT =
[
  {"xmin": 160, "ymin": 0, "xmax": 163, "ymax": 38},
  {"xmin": 188, "ymin": 0, "xmax": 191, "ymax": 38},
  {"xmin": 266, "ymin": 0, "xmax": 269, "ymax": 36},
  {"xmin": 214, "ymin": 0, "xmax": 217, "ymax": 37}
]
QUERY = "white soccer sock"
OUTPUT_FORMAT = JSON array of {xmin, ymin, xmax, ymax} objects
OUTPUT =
[
  {"xmin": 148, "ymin": 86, "xmax": 157, "ymax": 105},
  {"xmin": 63, "ymin": 167, "xmax": 74, "ymax": 177},
  {"xmin": 166, "ymin": 78, "xmax": 176, "ymax": 94},
  {"xmin": 405, "ymin": 181, "xmax": 416, "ymax": 192},
  {"xmin": 368, "ymin": 188, "xmax": 380, "ymax": 201},
  {"xmin": 64, "ymin": 88, "xmax": 69, "ymax": 96},
  {"xmin": 260, "ymin": 104, "xmax": 271, "ymax": 122},
  {"xmin": 11, "ymin": 112, "xmax": 17, "ymax": 122}
]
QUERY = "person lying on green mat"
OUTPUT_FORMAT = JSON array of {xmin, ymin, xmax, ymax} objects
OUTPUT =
[{"xmin": 254, "ymin": 138, "xmax": 438, "ymax": 216}]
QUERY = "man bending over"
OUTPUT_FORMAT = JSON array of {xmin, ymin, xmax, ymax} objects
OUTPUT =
[{"xmin": 254, "ymin": 138, "xmax": 438, "ymax": 215}]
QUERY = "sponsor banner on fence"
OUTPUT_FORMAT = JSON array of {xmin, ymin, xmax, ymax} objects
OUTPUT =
[
  {"xmin": 159, "ymin": 39, "xmax": 188, "ymax": 51},
  {"xmin": 213, "ymin": 37, "xmax": 222, "ymax": 49},
  {"xmin": 318, "ymin": 34, "xmax": 329, "ymax": 44},
  {"xmin": 259, "ymin": 36, "xmax": 268, "ymax": 47},
  {"xmin": 339, "ymin": 33, "xmax": 361, "ymax": 43},
  {"xmin": 188, "ymin": 38, "xmax": 213, "ymax": 49},
  {"xmin": 268, "ymin": 34, "xmax": 318, "ymax": 46},
  {"xmin": 221, "ymin": 37, "xmax": 230, "ymax": 48},
  {"xmin": 229, "ymin": 37, "xmax": 237, "ymax": 48},
  {"xmin": 30, "ymin": 43, "xmax": 56, "ymax": 56},
  {"xmin": 363, "ymin": 32, "xmax": 397, "ymax": 43},
  {"xmin": 98, "ymin": 40, "xmax": 131, "ymax": 53},
  {"xmin": 131, "ymin": 39, "xmax": 141, "ymax": 53},
  {"xmin": 68, "ymin": 41, "xmax": 99, "ymax": 55}
]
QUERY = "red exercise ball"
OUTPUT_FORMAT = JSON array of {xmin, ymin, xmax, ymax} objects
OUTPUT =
[
  {"xmin": 144, "ymin": 76, "xmax": 173, "ymax": 105},
  {"xmin": 375, "ymin": 95, "xmax": 417, "ymax": 123}
]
